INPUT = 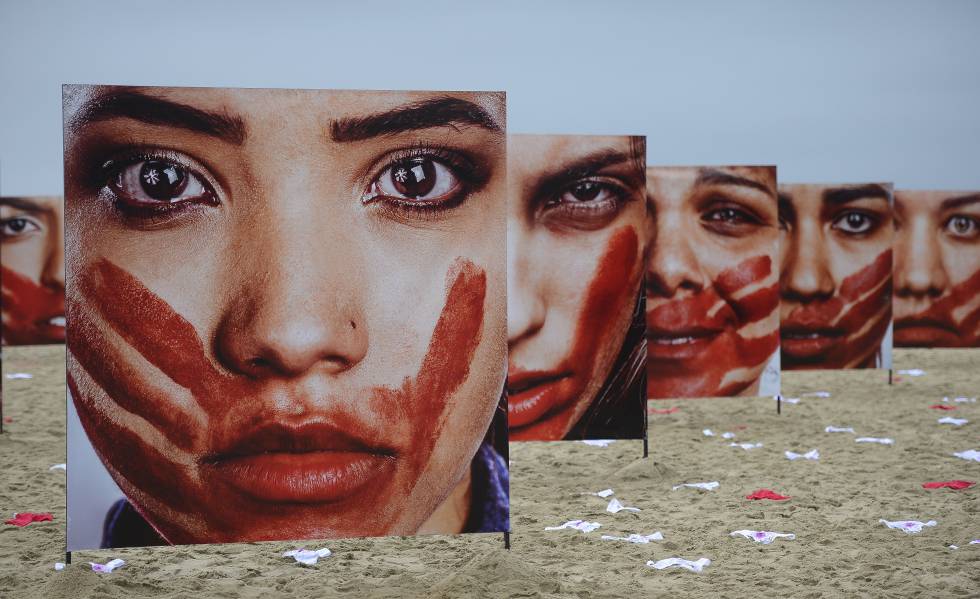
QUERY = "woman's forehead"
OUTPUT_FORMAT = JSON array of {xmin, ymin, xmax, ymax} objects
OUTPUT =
[
  {"xmin": 646, "ymin": 165, "xmax": 776, "ymax": 196},
  {"xmin": 896, "ymin": 189, "xmax": 980, "ymax": 211}
]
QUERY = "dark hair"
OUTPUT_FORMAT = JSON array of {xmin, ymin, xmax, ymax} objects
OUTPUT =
[{"xmin": 564, "ymin": 288, "xmax": 646, "ymax": 440}]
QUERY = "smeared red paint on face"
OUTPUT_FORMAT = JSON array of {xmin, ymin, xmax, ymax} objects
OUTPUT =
[
  {"xmin": 508, "ymin": 226, "xmax": 639, "ymax": 440},
  {"xmin": 895, "ymin": 267, "xmax": 980, "ymax": 348},
  {"xmin": 68, "ymin": 258, "xmax": 485, "ymax": 544},
  {"xmin": 647, "ymin": 255, "xmax": 779, "ymax": 399},
  {"xmin": 782, "ymin": 250, "xmax": 892, "ymax": 369},
  {"xmin": 1, "ymin": 266, "xmax": 65, "ymax": 344}
]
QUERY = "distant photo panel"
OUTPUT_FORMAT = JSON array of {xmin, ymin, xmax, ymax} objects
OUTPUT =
[
  {"xmin": 63, "ymin": 85, "xmax": 509, "ymax": 549},
  {"xmin": 1, "ymin": 196, "xmax": 65, "ymax": 346},
  {"xmin": 646, "ymin": 166, "xmax": 780, "ymax": 399},
  {"xmin": 778, "ymin": 183, "xmax": 894, "ymax": 370},
  {"xmin": 507, "ymin": 134, "xmax": 647, "ymax": 440},
  {"xmin": 893, "ymin": 190, "xmax": 980, "ymax": 348}
]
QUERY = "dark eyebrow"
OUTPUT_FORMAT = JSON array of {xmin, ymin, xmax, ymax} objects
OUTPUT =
[
  {"xmin": 822, "ymin": 184, "xmax": 890, "ymax": 206},
  {"xmin": 71, "ymin": 90, "xmax": 247, "ymax": 144},
  {"xmin": 694, "ymin": 168, "xmax": 774, "ymax": 196},
  {"xmin": 940, "ymin": 193, "xmax": 980, "ymax": 210},
  {"xmin": 329, "ymin": 97, "xmax": 501, "ymax": 142},
  {"xmin": 0, "ymin": 197, "xmax": 53, "ymax": 213},
  {"xmin": 531, "ymin": 148, "xmax": 645, "ymax": 199}
]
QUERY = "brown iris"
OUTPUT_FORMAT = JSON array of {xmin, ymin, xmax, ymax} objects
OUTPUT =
[{"xmin": 391, "ymin": 158, "xmax": 437, "ymax": 198}]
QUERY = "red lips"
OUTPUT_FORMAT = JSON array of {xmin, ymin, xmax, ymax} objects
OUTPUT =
[
  {"xmin": 1, "ymin": 265, "xmax": 66, "ymax": 344},
  {"xmin": 203, "ymin": 421, "xmax": 397, "ymax": 504},
  {"xmin": 506, "ymin": 368, "xmax": 574, "ymax": 431}
]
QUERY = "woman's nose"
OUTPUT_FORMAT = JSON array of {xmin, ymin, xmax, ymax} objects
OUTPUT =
[
  {"xmin": 645, "ymin": 229, "xmax": 705, "ymax": 297},
  {"xmin": 895, "ymin": 217, "xmax": 948, "ymax": 297},
  {"xmin": 507, "ymin": 235, "xmax": 546, "ymax": 348},
  {"xmin": 42, "ymin": 213, "xmax": 66, "ymax": 290},
  {"xmin": 782, "ymin": 224, "xmax": 834, "ymax": 301},
  {"xmin": 215, "ymin": 219, "xmax": 368, "ymax": 379}
]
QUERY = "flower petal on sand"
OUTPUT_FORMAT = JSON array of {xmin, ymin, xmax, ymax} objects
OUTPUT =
[
  {"xmin": 930, "ymin": 404, "xmax": 956, "ymax": 410},
  {"xmin": 5, "ymin": 512, "xmax": 53, "ymax": 526},
  {"xmin": 721, "ymin": 432, "xmax": 735, "ymax": 439},
  {"xmin": 879, "ymin": 519, "xmax": 937, "ymax": 534},
  {"xmin": 602, "ymin": 532, "xmax": 663, "ymax": 543},
  {"xmin": 730, "ymin": 442, "xmax": 763, "ymax": 450},
  {"xmin": 938, "ymin": 417, "xmax": 968, "ymax": 426},
  {"xmin": 545, "ymin": 520, "xmax": 601, "ymax": 533},
  {"xmin": 646, "ymin": 557, "xmax": 711, "ymax": 572},
  {"xmin": 825, "ymin": 426, "xmax": 855, "ymax": 433},
  {"xmin": 702, "ymin": 429, "xmax": 715, "ymax": 437},
  {"xmin": 953, "ymin": 449, "xmax": 980, "ymax": 462},
  {"xmin": 855, "ymin": 437, "xmax": 894, "ymax": 445},
  {"xmin": 49, "ymin": 464, "xmax": 66, "ymax": 471},
  {"xmin": 4, "ymin": 373, "xmax": 33, "ymax": 379},
  {"xmin": 606, "ymin": 498, "xmax": 640, "ymax": 513},
  {"xmin": 649, "ymin": 406, "xmax": 679, "ymax": 414},
  {"xmin": 746, "ymin": 489, "xmax": 791, "ymax": 501},
  {"xmin": 922, "ymin": 480, "xmax": 974, "ymax": 490},
  {"xmin": 730, "ymin": 530, "xmax": 796, "ymax": 544},
  {"xmin": 89, "ymin": 558, "xmax": 125, "ymax": 573},
  {"xmin": 897, "ymin": 369, "xmax": 925, "ymax": 376},
  {"xmin": 802, "ymin": 391, "xmax": 831, "ymax": 398},
  {"xmin": 672, "ymin": 481, "xmax": 719, "ymax": 491},
  {"xmin": 283, "ymin": 548, "xmax": 332, "ymax": 565},
  {"xmin": 581, "ymin": 440, "xmax": 615, "ymax": 447},
  {"xmin": 785, "ymin": 449, "xmax": 819, "ymax": 460}
]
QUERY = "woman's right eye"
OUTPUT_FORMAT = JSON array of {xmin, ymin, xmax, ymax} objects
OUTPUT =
[
  {"xmin": 108, "ymin": 158, "xmax": 215, "ymax": 208},
  {"xmin": 0, "ymin": 217, "xmax": 41, "ymax": 239}
]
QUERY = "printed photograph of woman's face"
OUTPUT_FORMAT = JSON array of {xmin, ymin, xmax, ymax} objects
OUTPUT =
[
  {"xmin": 1, "ymin": 196, "xmax": 66, "ymax": 345},
  {"xmin": 63, "ymin": 85, "xmax": 509, "ymax": 549},
  {"xmin": 778, "ymin": 183, "xmax": 894, "ymax": 369},
  {"xmin": 893, "ymin": 190, "xmax": 980, "ymax": 348},
  {"xmin": 507, "ymin": 135, "xmax": 647, "ymax": 441},
  {"xmin": 645, "ymin": 166, "xmax": 780, "ymax": 399}
]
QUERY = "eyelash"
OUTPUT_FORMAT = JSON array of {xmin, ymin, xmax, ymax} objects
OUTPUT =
[
  {"xmin": 362, "ymin": 144, "xmax": 486, "ymax": 215},
  {"xmin": 536, "ymin": 177, "xmax": 633, "ymax": 228},
  {"xmin": 92, "ymin": 144, "xmax": 484, "ymax": 225},
  {"xmin": 96, "ymin": 149, "xmax": 219, "ymax": 224},
  {"xmin": 699, "ymin": 198, "xmax": 764, "ymax": 235},
  {"xmin": 832, "ymin": 210, "xmax": 880, "ymax": 235}
]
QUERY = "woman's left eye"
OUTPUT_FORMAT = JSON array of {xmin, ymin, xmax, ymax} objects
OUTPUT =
[
  {"xmin": 555, "ymin": 181, "xmax": 618, "ymax": 205},
  {"xmin": 108, "ymin": 159, "xmax": 214, "ymax": 207},
  {"xmin": 704, "ymin": 207, "xmax": 755, "ymax": 225},
  {"xmin": 832, "ymin": 211, "xmax": 875, "ymax": 234},
  {"xmin": 365, "ymin": 156, "xmax": 463, "ymax": 206},
  {"xmin": 945, "ymin": 214, "xmax": 979, "ymax": 239}
]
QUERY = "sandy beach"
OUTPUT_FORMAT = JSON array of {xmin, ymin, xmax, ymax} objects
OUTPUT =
[{"xmin": 1, "ymin": 344, "xmax": 977, "ymax": 597}]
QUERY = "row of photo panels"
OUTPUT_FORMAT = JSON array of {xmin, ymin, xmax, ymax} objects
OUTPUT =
[{"xmin": 0, "ymin": 85, "xmax": 977, "ymax": 551}]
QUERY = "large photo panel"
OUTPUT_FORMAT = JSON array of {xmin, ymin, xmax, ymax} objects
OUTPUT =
[
  {"xmin": 646, "ymin": 166, "xmax": 780, "ymax": 399},
  {"xmin": 778, "ymin": 183, "xmax": 894, "ymax": 370},
  {"xmin": 893, "ymin": 190, "xmax": 980, "ymax": 348},
  {"xmin": 1, "ymin": 196, "xmax": 66, "ymax": 346},
  {"xmin": 63, "ymin": 85, "xmax": 509, "ymax": 550},
  {"xmin": 507, "ymin": 134, "xmax": 647, "ymax": 441}
]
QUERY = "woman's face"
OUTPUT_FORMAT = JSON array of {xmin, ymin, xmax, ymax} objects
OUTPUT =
[
  {"xmin": 63, "ymin": 85, "xmax": 507, "ymax": 543},
  {"xmin": 646, "ymin": 166, "xmax": 780, "ymax": 398},
  {"xmin": 1, "ymin": 196, "xmax": 66, "ymax": 345},
  {"xmin": 507, "ymin": 135, "xmax": 646, "ymax": 440},
  {"xmin": 894, "ymin": 190, "xmax": 980, "ymax": 347},
  {"xmin": 778, "ymin": 184, "xmax": 893, "ymax": 369}
]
